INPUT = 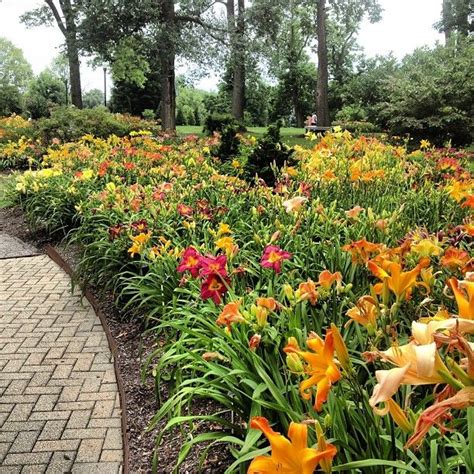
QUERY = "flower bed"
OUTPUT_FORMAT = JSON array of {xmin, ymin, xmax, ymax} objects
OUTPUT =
[{"xmin": 12, "ymin": 129, "xmax": 474, "ymax": 472}]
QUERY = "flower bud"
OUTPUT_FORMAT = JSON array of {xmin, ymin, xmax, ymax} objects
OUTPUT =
[
  {"xmin": 283, "ymin": 283, "xmax": 294, "ymax": 301},
  {"xmin": 286, "ymin": 353, "xmax": 304, "ymax": 373},
  {"xmin": 249, "ymin": 334, "xmax": 262, "ymax": 351},
  {"xmin": 330, "ymin": 324, "xmax": 350, "ymax": 371}
]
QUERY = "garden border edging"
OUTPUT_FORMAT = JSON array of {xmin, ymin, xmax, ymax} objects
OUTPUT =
[{"xmin": 44, "ymin": 244, "xmax": 131, "ymax": 473}]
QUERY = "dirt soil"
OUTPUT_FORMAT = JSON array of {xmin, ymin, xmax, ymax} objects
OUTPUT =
[{"xmin": 1, "ymin": 204, "xmax": 233, "ymax": 473}]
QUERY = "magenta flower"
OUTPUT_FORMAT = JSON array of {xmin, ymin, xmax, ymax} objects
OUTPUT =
[
  {"xmin": 260, "ymin": 245, "xmax": 292, "ymax": 273},
  {"xmin": 177, "ymin": 247, "xmax": 202, "ymax": 278},
  {"xmin": 198, "ymin": 255, "xmax": 228, "ymax": 278}
]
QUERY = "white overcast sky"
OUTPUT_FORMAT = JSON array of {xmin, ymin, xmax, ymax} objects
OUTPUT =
[{"xmin": 1, "ymin": 0, "xmax": 444, "ymax": 92}]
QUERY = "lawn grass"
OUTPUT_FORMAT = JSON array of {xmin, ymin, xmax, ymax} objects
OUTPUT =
[
  {"xmin": 0, "ymin": 173, "xmax": 15, "ymax": 208},
  {"xmin": 176, "ymin": 125, "xmax": 312, "ymax": 148}
]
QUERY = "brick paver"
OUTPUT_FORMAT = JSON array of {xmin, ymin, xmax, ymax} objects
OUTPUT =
[{"xmin": 0, "ymin": 255, "xmax": 123, "ymax": 473}]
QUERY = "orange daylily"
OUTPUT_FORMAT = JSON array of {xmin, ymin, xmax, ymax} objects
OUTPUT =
[
  {"xmin": 318, "ymin": 270, "xmax": 342, "ymax": 290},
  {"xmin": 367, "ymin": 258, "xmax": 429, "ymax": 301},
  {"xmin": 406, "ymin": 387, "xmax": 474, "ymax": 449},
  {"xmin": 342, "ymin": 239, "xmax": 382, "ymax": 264},
  {"xmin": 284, "ymin": 332, "xmax": 342, "ymax": 411},
  {"xmin": 447, "ymin": 277, "xmax": 474, "ymax": 319},
  {"xmin": 247, "ymin": 417, "xmax": 337, "ymax": 474},
  {"xmin": 216, "ymin": 301, "xmax": 246, "ymax": 329},
  {"xmin": 256, "ymin": 297, "xmax": 279, "ymax": 311},
  {"xmin": 346, "ymin": 296, "xmax": 378, "ymax": 330},
  {"xmin": 440, "ymin": 247, "xmax": 470, "ymax": 270}
]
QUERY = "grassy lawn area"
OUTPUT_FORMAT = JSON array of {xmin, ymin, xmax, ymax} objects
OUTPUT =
[
  {"xmin": 176, "ymin": 125, "xmax": 312, "ymax": 148},
  {"xmin": 0, "ymin": 173, "xmax": 15, "ymax": 208}
]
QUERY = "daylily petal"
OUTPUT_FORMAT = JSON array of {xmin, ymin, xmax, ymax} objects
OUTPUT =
[
  {"xmin": 369, "ymin": 364, "xmax": 411, "ymax": 408},
  {"xmin": 414, "ymin": 342, "xmax": 436, "ymax": 378},
  {"xmin": 247, "ymin": 456, "xmax": 278, "ymax": 473},
  {"xmin": 287, "ymin": 422, "xmax": 308, "ymax": 452}
]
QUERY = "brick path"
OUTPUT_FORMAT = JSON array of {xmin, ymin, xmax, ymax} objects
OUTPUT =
[{"xmin": 0, "ymin": 255, "xmax": 124, "ymax": 473}]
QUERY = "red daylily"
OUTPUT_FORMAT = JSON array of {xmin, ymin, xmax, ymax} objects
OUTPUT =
[
  {"xmin": 261, "ymin": 245, "xmax": 292, "ymax": 273},
  {"xmin": 201, "ymin": 273, "xmax": 230, "ymax": 304},
  {"xmin": 177, "ymin": 203, "xmax": 193, "ymax": 217}
]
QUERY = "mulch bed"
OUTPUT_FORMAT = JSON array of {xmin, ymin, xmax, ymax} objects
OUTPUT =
[{"xmin": 0, "ymin": 204, "xmax": 233, "ymax": 473}]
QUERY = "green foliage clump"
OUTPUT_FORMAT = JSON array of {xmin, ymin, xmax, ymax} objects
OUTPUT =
[
  {"xmin": 25, "ymin": 70, "xmax": 67, "ymax": 119},
  {"xmin": 244, "ymin": 122, "xmax": 295, "ymax": 186},
  {"xmin": 32, "ymin": 106, "xmax": 160, "ymax": 143},
  {"xmin": 203, "ymin": 113, "xmax": 241, "ymax": 135},
  {"xmin": 213, "ymin": 123, "xmax": 241, "ymax": 162},
  {"xmin": 333, "ymin": 120, "xmax": 380, "ymax": 134}
]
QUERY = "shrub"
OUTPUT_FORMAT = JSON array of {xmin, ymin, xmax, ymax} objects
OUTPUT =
[
  {"xmin": 31, "ymin": 106, "xmax": 160, "ymax": 143},
  {"xmin": 212, "ymin": 123, "xmax": 241, "ymax": 162},
  {"xmin": 332, "ymin": 120, "xmax": 380, "ymax": 134},
  {"xmin": 203, "ymin": 113, "xmax": 244, "ymax": 135},
  {"xmin": 244, "ymin": 121, "xmax": 295, "ymax": 185}
]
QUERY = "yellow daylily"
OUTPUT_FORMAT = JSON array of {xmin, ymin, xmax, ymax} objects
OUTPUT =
[
  {"xmin": 127, "ymin": 232, "xmax": 152, "ymax": 257},
  {"xmin": 247, "ymin": 417, "xmax": 337, "ymax": 474},
  {"xmin": 410, "ymin": 238, "xmax": 443, "ymax": 258}
]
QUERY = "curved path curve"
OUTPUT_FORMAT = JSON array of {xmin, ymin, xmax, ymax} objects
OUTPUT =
[{"xmin": 0, "ymin": 240, "xmax": 124, "ymax": 473}]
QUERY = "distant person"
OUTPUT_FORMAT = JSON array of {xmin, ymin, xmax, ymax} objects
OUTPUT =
[
  {"xmin": 305, "ymin": 115, "xmax": 313, "ymax": 127},
  {"xmin": 311, "ymin": 113, "xmax": 317, "ymax": 125}
]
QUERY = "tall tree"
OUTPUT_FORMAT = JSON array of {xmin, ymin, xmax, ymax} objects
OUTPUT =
[
  {"xmin": 79, "ymin": 0, "xmax": 225, "ymax": 130},
  {"xmin": 316, "ymin": 0, "xmax": 329, "ymax": 126},
  {"xmin": 0, "ymin": 37, "xmax": 33, "ymax": 115},
  {"xmin": 21, "ymin": 0, "xmax": 83, "ymax": 108},
  {"xmin": 229, "ymin": 0, "xmax": 246, "ymax": 120},
  {"xmin": 159, "ymin": 0, "xmax": 177, "ymax": 130},
  {"xmin": 436, "ymin": 0, "xmax": 473, "ymax": 41}
]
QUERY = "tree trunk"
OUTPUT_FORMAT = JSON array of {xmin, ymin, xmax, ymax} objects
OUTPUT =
[
  {"xmin": 442, "ymin": 0, "xmax": 453, "ymax": 42},
  {"xmin": 54, "ymin": 0, "xmax": 83, "ymax": 108},
  {"xmin": 316, "ymin": 0, "xmax": 329, "ymax": 126},
  {"xmin": 160, "ymin": 0, "xmax": 176, "ymax": 131},
  {"xmin": 66, "ymin": 37, "xmax": 83, "ymax": 108},
  {"xmin": 228, "ymin": 0, "xmax": 245, "ymax": 121}
]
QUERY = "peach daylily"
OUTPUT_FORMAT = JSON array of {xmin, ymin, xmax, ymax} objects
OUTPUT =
[
  {"xmin": 447, "ymin": 277, "xmax": 474, "ymax": 319},
  {"xmin": 295, "ymin": 279, "xmax": 319, "ymax": 305},
  {"xmin": 283, "ymin": 196, "xmax": 308, "ymax": 213},
  {"xmin": 411, "ymin": 317, "xmax": 474, "ymax": 345},
  {"xmin": 284, "ymin": 332, "xmax": 342, "ymax": 411},
  {"xmin": 345, "ymin": 205, "xmax": 365, "ymax": 220},
  {"xmin": 369, "ymin": 342, "xmax": 447, "ymax": 411},
  {"xmin": 367, "ymin": 258, "xmax": 429, "ymax": 301},
  {"xmin": 247, "ymin": 417, "xmax": 337, "ymax": 474}
]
